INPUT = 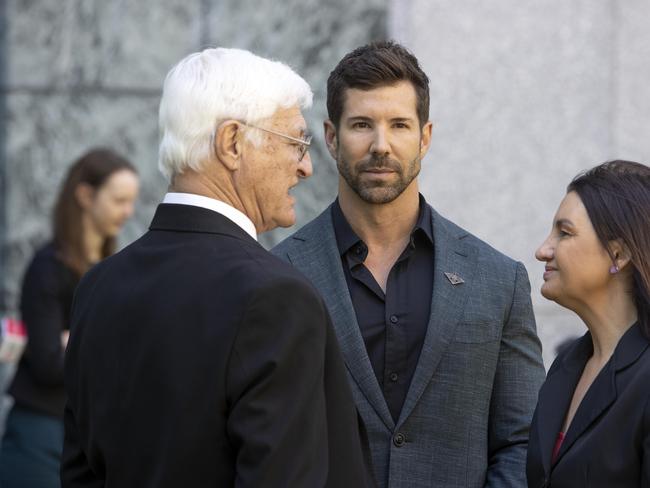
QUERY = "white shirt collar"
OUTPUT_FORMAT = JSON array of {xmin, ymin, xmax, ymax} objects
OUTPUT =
[{"xmin": 162, "ymin": 192, "xmax": 258, "ymax": 241}]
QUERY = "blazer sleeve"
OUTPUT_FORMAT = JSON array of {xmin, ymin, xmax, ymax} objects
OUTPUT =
[
  {"xmin": 61, "ymin": 276, "xmax": 104, "ymax": 488},
  {"xmin": 485, "ymin": 261, "xmax": 546, "ymax": 487},
  {"xmin": 225, "ymin": 276, "xmax": 329, "ymax": 488},
  {"xmin": 61, "ymin": 403, "xmax": 105, "ymax": 488}
]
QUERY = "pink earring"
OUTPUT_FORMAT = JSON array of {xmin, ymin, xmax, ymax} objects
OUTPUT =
[{"xmin": 609, "ymin": 264, "xmax": 619, "ymax": 274}]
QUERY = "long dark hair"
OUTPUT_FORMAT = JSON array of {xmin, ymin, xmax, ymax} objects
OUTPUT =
[
  {"xmin": 568, "ymin": 160, "xmax": 650, "ymax": 338},
  {"xmin": 53, "ymin": 148, "xmax": 136, "ymax": 277}
]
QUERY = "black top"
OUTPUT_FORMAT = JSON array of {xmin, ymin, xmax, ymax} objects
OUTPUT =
[
  {"xmin": 62, "ymin": 204, "xmax": 373, "ymax": 488},
  {"xmin": 332, "ymin": 195, "xmax": 434, "ymax": 421},
  {"xmin": 9, "ymin": 242, "xmax": 79, "ymax": 418}
]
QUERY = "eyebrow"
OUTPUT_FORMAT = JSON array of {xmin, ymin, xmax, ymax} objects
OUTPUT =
[
  {"xmin": 554, "ymin": 218, "xmax": 575, "ymax": 228},
  {"xmin": 345, "ymin": 116, "xmax": 416, "ymax": 123}
]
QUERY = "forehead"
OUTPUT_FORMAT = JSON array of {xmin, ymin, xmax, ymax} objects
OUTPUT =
[
  {"xmin": 100, "ymin": 170, "xmax": 138, "ymax": 192},
  {"xmin": 340, "ymin": 81, "xmax": 418, "ymax": 120},
  {"xmin": 268, "ymin": 105, "xmax": 306, "ymax": 130},
  {"xmin": 556, "ymin": 191, "xmax": 589, "ymax": 223}
]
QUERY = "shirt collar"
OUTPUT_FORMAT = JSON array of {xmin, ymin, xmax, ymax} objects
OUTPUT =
[
  {"xmin": 331, "ymin": 193, "xmax": 434, "ymax": 257},
  {"xmin": 162, "ymin": 192, "xmax": 258, "ymax": 241},
  {"xmin": 414, "ymin": 194, "xmax": 434, "ymax": 245},
  {"xmin": 332, "ymin": 199, "xmax": 361, "ymax": 256}
]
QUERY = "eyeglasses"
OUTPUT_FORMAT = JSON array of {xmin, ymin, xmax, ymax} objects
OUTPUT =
[{"xmin": 244, "ymin": 124, "xmax": 312, "ymax": 162}]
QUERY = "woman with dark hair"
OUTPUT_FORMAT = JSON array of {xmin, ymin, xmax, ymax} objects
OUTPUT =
[
  {"xmin": 0, "ymin": 148, "xmax": 139, "ymax": 488},
  {"xmin": 527, "ymin": 160, "xmax": 650, "ymax": 487}
]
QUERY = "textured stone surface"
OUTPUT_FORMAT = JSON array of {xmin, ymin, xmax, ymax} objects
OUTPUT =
[
  {"xmin": 0, "ymin": 0, "xmax": 387, "ymax": 312},
  {"xmin": 5, "ymin": 0, "xmax": 199, "ymax": 89},
  {"xmin": 3, "ymin": 93, "xmax": 164, "ymax": 309},
  {"xmin": 616, "ymin": 0, "xmax": 650, "ymax": 162},
  {"xmin": 393, "ymin": 0, "xmax": 650, "ymax": 366}
]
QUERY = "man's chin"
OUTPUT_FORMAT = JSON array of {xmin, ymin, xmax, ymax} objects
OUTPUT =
[
  {"xmin": 356, "ymin": 186, "xmax": 403, "ymax": 204},
  {"xmin": 261, "ymin": 212, "xmax": 296, "ymax": 233}
]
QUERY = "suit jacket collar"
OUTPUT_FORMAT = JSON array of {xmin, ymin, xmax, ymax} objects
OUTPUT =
[
  {"xmin": 287, "ymin": 202, "xmax": 477, "ymax": 430},
  {"xmin": 536, "ymin": 322, "xmax": 648, "ymax": 475},
  {"xmin": 288, "ymin": 206, "xmax": 394, "ymax": 429},
  {"xmin": 149, "ymin": 203, "xmax": 258, "ymax": 244}
]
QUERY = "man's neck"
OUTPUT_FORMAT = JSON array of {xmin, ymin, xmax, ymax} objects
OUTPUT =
[
  {"xmin": 338, "ymin": 181, "xmax": 420, "ymax": 251},
  {"xmin": 171, "ymin": 171, "xmax": 242, "ymax": 213}
]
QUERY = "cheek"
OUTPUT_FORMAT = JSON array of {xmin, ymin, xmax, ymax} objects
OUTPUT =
[{"xmin": 91, "ymin": 199, "xmax": 119, "ymax": 224}]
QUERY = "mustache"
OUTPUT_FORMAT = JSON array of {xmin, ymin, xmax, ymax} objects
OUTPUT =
[{"xmin": 357, "ymin": 155, "xmax": 402, "ymax": 172}]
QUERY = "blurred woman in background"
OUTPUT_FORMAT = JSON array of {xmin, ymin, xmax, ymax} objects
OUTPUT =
[
  {"xmin": 527, "ymin": 160, "xmax": 650, "ymax": 487},
  {"xmin": 0, "ymin": 148, "xmax": 139, "ymax": 488}
]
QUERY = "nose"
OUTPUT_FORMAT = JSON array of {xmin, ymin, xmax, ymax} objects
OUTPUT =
[
  {"xmin": 370, "ymin": 127, "xmax": 390, "ymax": 156},
  {"xmin": 535, "ymin": 235, "xmax": 553, "ymax": 262},
  {"xmin": 297, "ymin": 150, "xmax": 313, "ymax": 179}
]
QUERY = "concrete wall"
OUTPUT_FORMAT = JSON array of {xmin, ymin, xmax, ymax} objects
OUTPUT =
[
  {"xmin": 390, "ymin": 0, "xmax": 650, "ymax": 365},
  {"xmin": 0, "ymin": 0, "xmax": 386, "ymax": 313}
]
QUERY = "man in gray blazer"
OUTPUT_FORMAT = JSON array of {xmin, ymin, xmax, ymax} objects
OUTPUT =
[{"xmin": 273, "ymin": 41, "xmax": 545, "ymax": 488}]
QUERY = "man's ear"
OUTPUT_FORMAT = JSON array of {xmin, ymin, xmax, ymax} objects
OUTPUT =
[
  {"xmin": 214, "ymin": 120, "xmax": 243, "ymax": 171},
  {"xmin": 609, "ymin": 239, "xmax": 633, "ymax": 271},
  {"xmin": 323, "ymin": 119, "xmax": 338, "ymax": 160},
  {"xmin": 75, "ymin": 183, "xmax": 95, "ymax": 210},
  {"xmin": 419, "ymin": 121, "xmax": 433, "ymax": 158}
]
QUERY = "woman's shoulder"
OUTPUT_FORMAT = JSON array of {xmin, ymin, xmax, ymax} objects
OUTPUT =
[{"xmin": 23, "ymin": 242, "xmax": 76, "ymax": 288}]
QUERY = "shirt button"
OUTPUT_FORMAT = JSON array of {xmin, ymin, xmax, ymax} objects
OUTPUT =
[
  {"xmin": 389, "ymin": 372, "xmax": 398, "ymax": 382},
  {"xmin": 393, "ymin": 432, "xmax": 406, "ymax": 447},
  {"xmin": 390, "ymin": 315, "xmax": 398, "ymax": 324},
  {"xmin": 354, "ymin": 245, "xmax": 362, "ymax": 255}
]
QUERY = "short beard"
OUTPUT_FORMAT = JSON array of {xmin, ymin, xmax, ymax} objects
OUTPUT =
[{"xmin": 337, "ymin": 153, "xmax": 420, "ymax": 204}]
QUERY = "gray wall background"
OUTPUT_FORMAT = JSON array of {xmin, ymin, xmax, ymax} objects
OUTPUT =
[
  {"xmin": 390, "ymin": 0, "xmax": 650, "ymax": 365},
  {"xmin": 1, "ymin": 0, "xmax": 649, "ymax": 369}
]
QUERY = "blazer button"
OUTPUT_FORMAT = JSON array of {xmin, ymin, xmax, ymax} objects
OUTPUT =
[{"xmin": 393, "ymin": 432, "xmax": 406, "ymax": 447}]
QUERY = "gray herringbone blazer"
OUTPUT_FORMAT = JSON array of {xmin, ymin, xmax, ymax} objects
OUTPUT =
[{"xmin": 272, "ymin": 204, "xmax": 545, "ymax": 488}]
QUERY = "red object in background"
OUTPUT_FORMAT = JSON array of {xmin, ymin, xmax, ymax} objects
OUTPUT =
[{"xmin": 0, "ymin": 317, "xmax": 27, "ymax": 363}]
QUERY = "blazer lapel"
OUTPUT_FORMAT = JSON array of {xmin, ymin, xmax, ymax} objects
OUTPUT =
[
  {"xmin": 286, "ymin": 207, "xmax": 395, "ymax": 430},
  {"xmin": 535, "ymin": 334, "xmax": 591, "ymax": 476},
  {"xmin": 397, "ymin": 208, "xmax": 477, "ymax": 425},
  {"xmin": 555, "ymin": 323, "xmax": 649, "ymax": 466}
]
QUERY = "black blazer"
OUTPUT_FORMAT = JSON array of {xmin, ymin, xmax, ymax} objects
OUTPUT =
[
  {"xmin": 527, "ymin": 323, "xmax": 650, "ymax": 488},
  {"xmin": 62, "ymin": 204, "xmax": 372, "ymax": 488}
]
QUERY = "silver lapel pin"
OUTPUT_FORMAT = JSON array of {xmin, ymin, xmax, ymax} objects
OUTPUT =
[{"xmin": 444, "ymin": 272, "xmax": 465, "ymax": 285}]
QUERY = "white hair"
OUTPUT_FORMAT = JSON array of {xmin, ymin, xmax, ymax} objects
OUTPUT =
[{"xmin": 158, "ymin": 47, "xmax": 313, "ymax": 181}]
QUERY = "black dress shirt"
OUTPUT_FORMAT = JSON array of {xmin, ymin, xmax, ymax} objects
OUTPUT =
[{"xmin": 332, "ymin": 195, "xmax": 434, "ymax": 421}]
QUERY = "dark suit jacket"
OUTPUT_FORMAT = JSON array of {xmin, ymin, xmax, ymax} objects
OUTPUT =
[
  {"xmin": 61, "ymin": 203, "xmax": 371, "ymax": 488},
  {"xmin": 273, "ymin": 204, "xmax": 545, "ymax": 488},
  {"xmin": 527, "ymin": 323, "xmax": 650, "ymax": 488}
]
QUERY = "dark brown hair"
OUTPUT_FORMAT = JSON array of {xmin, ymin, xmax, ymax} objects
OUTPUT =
[
  {"xmin": 53, "ymin": 148, "xmax": 136, "ymax": 277},
  {"xmin": 326, "ymin": 41, "xmax": 430, "ymax": 127},
  {"xmin": 568, "ymin": 160, "xmax": 650, "ymax": 338}
]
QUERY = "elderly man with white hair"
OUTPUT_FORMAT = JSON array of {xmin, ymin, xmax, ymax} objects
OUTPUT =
[{"xmin": 61, "ymin": 48, "xmax": 372, "ymax": 488}]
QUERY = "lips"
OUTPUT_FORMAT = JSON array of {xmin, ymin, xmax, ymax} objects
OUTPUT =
[
  {"xmin": 543, "ymin": 266, "xmax": 557, "ymax": 280},
  {"xmin": 358, "ymin": 155, "xmax": 402, "ymax": 174}
]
